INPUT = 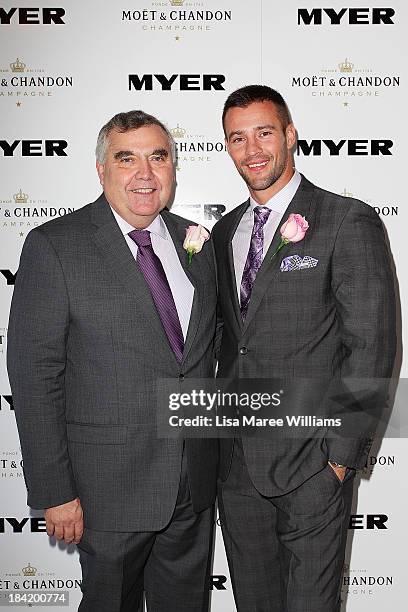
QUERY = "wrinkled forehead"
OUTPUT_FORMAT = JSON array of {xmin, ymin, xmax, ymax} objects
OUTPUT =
[{"xmin": 106, "ymin": 125, "xmax": 172, "ymax": 154}]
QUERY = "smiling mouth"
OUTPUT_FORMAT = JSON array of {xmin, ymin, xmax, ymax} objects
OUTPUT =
[
  {"xmin": 129, "ymin": 188, "xmax": 156, "ymax": 194},
  {"xmin": 247, "ymin": 161, "xmax": 268, "ymax": 170}
]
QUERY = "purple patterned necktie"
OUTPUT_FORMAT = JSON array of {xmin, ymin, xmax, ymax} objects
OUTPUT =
[
  {"xmin": 240, "ymin": 206, "xmax": 272, "ymax": 320},
  {"xmin": 129, "ymin": 229, "xmax": 184, "ymax": 363}
]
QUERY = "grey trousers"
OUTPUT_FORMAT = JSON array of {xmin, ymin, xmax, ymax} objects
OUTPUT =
[
  {"xmin": 218, "ymin": 439, "xmax": 354, "ymax": 612},
  {"xmin": 77, "ymin": 451, "xmax": 214, "ymax": 612}
]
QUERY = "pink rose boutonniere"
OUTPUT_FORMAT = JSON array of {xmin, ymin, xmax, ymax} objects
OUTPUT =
[
  {"xmin": 271, "ymin": 213, "xmax": 309, "ymax": 259},
  {"xmin": 183, "ymin": 224, "xmax": 210, "ymax": 264}
]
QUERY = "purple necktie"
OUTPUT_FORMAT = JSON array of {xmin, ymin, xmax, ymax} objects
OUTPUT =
[
  {"xmin": 129, "ymin": 229, "xmax": 184, "ymax": 363},
  {"xmin": 240, "ymin": 206, "xmax": 272, "ymax": 320}
]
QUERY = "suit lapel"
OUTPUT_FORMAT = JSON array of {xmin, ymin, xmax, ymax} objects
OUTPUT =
[
  {"xmin": 160, "ymin": 209, "xmax": 204, "ymax": 365},
  {"xmin": 242, "ymin": 176, "xmax": 316, "ymax": 333},
  {"xmin": 89, "ymin": 195, "xmax": 178, "ymax": 359},
  {"xmin": 224, "ymin": 200, "xmax": 250, "ymax": 332}
]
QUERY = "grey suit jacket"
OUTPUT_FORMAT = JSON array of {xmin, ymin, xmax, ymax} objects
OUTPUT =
[
  {"xmin": 213, "ymin": 175, "xmax": 396, "ymax": 496},
  {"xmin": 7, "ymin": 194, "xmax": 218, "ymax": 531}
]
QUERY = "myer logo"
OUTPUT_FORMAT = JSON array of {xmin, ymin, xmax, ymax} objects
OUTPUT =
[
  {"xmin": 297, "ymin": 8, "xmax": 395, "ymax": 25},
  {"xmin": 0, "ymin": 270, "xmax": 16, "ymax": 285},
  {"xmin": 348, "ymin": 514, "xmax": 388, "ymax": 529},
  {"xmin": 204, "ymin": 204, "xmax": 226, "ymax": 221},
  {"xmin": 128, "ymin": 74, "xmax": 225, "ymax": 91},
  {"xmin": 0, "ymin": 395, "xmax": 13, "ymax": 410},
  {"xmin": 0, "ymin": 518, "xmax": 46, "ymax": 533},
  {"xmin": 0, "ymin": 140, "xmax": 68, "ymax": 156},
  {"xmin": 296, "ymin": 140, "xmax": 393, "ymax": 156},
  {"xmin": 210, "ymin": 575, "xmax": 228, "ymax": 590},
  {"xmin": 0, "ymin": 7, "xmax": 65, "ymax": 24}
]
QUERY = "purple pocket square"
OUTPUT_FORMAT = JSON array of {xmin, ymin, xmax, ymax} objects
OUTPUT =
[{"xmin": 280, "ymin": 255, "xmax": 319, "ymax": 272}]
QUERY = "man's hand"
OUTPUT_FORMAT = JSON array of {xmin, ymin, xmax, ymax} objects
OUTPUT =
[
  {"xmin": 328, "ymin": 462, "xmax": 347, "ymax": 482},
  {"xmin": 45, "ymin": 498, "xmax": 83, "ymax": 544}
]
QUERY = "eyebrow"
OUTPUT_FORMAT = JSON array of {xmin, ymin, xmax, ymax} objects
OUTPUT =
[
  {"xmin": 113, "ymin": 148, "xmax": 169, "ymax": 160},
  {"xmin": 227, "ymin": 124, "xmax": 277, "ymax": 140},
  {"xmin": 114, "ymin": 150, "xmax": 134, "ymax": 160},
  {"xmin": 151, "ymin": 148, "xmax": 169, "ymax": 158}
]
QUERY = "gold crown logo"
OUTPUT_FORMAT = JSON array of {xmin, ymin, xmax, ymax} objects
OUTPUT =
[
  {"xmin": 171, "ymin": 124, "xmax": 187, "ymax": 139},
  {"xmin": 22, "ymin": 563, "xmax": 37, "ymax": 577},
  {"xmin": 341, "ymin": 188, "xmax": 353, "ymax": 198},
  {"xmin": 10, "ymin": 58, "xmax": 26, "ymax": 73},
  {"xmin": 170, "ymin": 0, "xmax": 185, "ymax": 6},
  {"xmin": 338, "ymin": 58, "xmax": 353, "ymax": 73},
  {"xmin": 14, "ymin": 189, "xmax": 29, "ymax": 204}
]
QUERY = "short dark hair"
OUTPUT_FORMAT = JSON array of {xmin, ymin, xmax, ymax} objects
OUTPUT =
[
  {"xmin": 222, "ymin": 85, "xmax": 292, "ymax": 135},
  {"xmin": 95, "ymin": 110, "xmax": 175, "ymax": 163}
]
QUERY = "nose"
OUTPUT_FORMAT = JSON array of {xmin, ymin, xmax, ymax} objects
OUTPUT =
[
  {"xmin": 133, "ymin": 156, "xmax": 153, "ymax": 181},
  {"xmin": 245, "ymin": 134, "xmax": 263, "ymax": 157}
]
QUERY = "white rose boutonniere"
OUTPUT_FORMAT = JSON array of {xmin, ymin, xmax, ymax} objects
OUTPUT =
[{"xmin": 183, "ymin": 225, "xmax": 210, "ymax": 264}]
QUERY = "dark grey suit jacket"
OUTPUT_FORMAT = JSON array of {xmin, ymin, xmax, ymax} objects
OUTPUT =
[
  {"xmin": 7, "ymin": 194, "xmax": 218, "ymax": 531},
  {"xmin": 213, "ymin": 175, "xmax": 396, "ymax": 496}
]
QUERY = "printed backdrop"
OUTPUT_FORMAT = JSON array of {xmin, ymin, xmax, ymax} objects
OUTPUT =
[{"xmin": 1, "ymin": 0, "xmax": 406, "ymax": 609}]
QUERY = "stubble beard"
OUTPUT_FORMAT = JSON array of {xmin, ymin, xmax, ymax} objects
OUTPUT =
[{"xmin": 238, "ymin": 154, "xmax": 287, "ymax": 192}]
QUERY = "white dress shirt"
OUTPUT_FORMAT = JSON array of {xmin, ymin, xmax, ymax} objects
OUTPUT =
[
  {"xmin": 232, "ymin": 170, "xmax": 302, "ymax": 300},
  {"xmin": 110, "ymin": 207, "xmax": 194, "ymax": 340}
]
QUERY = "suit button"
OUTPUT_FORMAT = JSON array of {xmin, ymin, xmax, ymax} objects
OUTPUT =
[
  {"xmin": 239, "ymin": 347, "xmax": 248, "ymax": 355},
  {"xmin": 179, "ymin": 374, "xmax": 185, "ymax": 381}
]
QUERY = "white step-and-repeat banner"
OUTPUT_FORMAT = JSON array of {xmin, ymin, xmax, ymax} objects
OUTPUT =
[{"xmin": 1, "ymin": 1, "xmax": 406, "ymax": 609}]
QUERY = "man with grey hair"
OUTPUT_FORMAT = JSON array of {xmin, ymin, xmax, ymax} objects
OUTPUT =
[{"xmin": 8, "ymin": 110, "xmax": 218, "ymax": 611}]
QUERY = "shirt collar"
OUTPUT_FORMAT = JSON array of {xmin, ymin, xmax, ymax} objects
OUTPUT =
[
  {"xmin": 248, "ymin": 169, "xmax": 301, "ymax": 214},
  {"xmin": 110, "ymin": 206, "xmax": 168, "ymax": 240}
]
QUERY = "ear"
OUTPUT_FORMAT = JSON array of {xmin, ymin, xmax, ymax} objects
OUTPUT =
[
  {"xmin": 96, "ymin": 161, "xmax": 105, "ymax": 186},
  {"xmin": 285, "ymin": 124, "xmax": 296, "ymax": 150}
]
